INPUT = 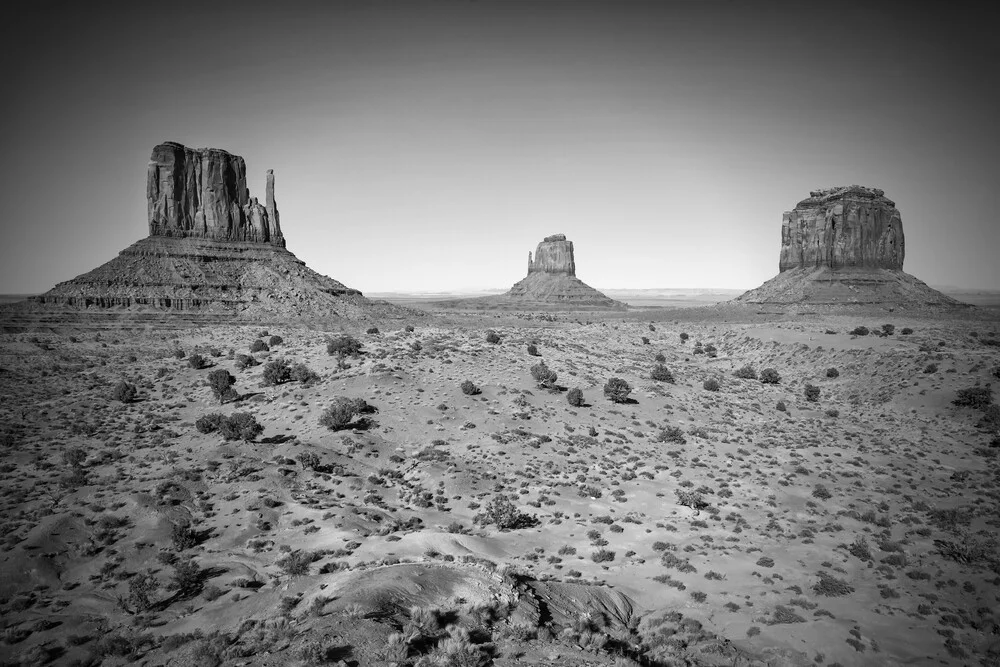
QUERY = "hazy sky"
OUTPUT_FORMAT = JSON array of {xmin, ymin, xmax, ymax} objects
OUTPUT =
[{"xmin": 3, "ymin": 2, "xmax": 997, "ymax": 294}]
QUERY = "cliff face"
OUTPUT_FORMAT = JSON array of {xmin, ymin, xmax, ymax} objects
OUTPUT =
[
  {"xmin": 528, "ymin": 234, "xmax": 576, "ymax": 276},
  {"xmin": 147, "ymin": 142, "xmax": 284, "ymax": 246},
  {"xmin": 779, "ymin": 186, "xmax": 903, "ymax": 272}
]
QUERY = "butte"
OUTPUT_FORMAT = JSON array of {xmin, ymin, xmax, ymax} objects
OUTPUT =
[
  {"xmin": 504, "ymin": 234, "xmax": 624, "ymax": 309},
  {"xmin": 735, "ymin": 186, "xmax": 964, "ymax": 309},
  {"xmin": 2, "ymin": 141, "xmax": 410, "ymax": 328}
]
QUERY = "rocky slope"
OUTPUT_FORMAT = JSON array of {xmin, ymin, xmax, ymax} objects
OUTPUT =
[{"xmin": 737, "ymin": 187, "xmax": 962, "ymax": 308}]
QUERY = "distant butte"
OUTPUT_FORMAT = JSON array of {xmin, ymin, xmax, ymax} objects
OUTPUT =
[
  {"xmin": 736, "ymin": 186, "xmax": 963, "ymax": 308},
  {"xmin": 504, "ymin": 234, "xmax": 625, "ymax": 309},
  {"xmin": 2, "ymin": 142, "xmax": 411, "ymax": 325}
]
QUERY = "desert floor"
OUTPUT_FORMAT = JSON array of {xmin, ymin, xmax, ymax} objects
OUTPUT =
[{"xmin": 0, "ymin": 307, "xmax": 998, "ymax": 666}]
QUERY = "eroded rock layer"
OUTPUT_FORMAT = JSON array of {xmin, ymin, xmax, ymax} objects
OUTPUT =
[{"xmin": 779, "ymin": 186, "xmax": 903, "ymax": 272}]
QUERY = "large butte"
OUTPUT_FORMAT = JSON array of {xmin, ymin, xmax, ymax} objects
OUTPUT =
[{"xmin": 735, "ymin": 186, "xmax": 964, "ymax": 308}]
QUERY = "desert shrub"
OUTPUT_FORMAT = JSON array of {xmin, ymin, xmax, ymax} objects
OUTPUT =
[
  {"xmin": 112, "ymin": 380, "xmax": 138, "ymax": 403},
  {"xmin": 268, "ymin": 335, "xmax": 283, "ymax": 346},
  {"xmin": 566, "ymin": 387, "xmax": 584, "ymax": 407},
  {"xmin": 675, "ymin": 489, "xmax": 708, "ymax": 511},
  {"xmin": 651, "ymin": 364, "xmax": 675, "ymax": 383},
  {"xmin": 195, "ymin": 413, "xmax": 226, "ymax": 434},
  {"xmin": 924, "ymin": 363, "xmax": 938, "ymax": 374},
  {"xmin": 901, "ymin": 327, "xmax": 913, "ymax": 335},
  {"xmin": 812, "ymin": 484, "xmax": 832, "ymax": 500},
  {"xmin": 604, "ymin": 377, "xmax": 632, "ymax": 403},
  {"xmin": 760, "ymin": 368, "xmax": 781, "ymax": 384},
  {"xmin": 882, "ymin": 324, "xmax": 895, "ymax": 336},
  {"xmin": 206, "ymin": 369, "xmax": 236, "ymax": 403},
  {"xmin": 804, "ymin": 384, "xmax": 820, "ymax": 402},
  {"xmin": 530, "ymin": 362, "xmax": 557, "ymax": 388},
  {"xmin": 591, "ymin": 549, "xmax": 616, "ymax": 563},
  {"xmin": 654, "ymin": 352, "xmax": 666, "ymax": 363},
  {"xmin": 171, "ymin": 522, "xmax": 200, "ymax": 550},
  {"xmin": 826, "ymin": 408, "xmax": 839, "ymax": 417},
  {"xmin": 366, "ymin": 327, "xmax": 379, "ymax": 335},
  {"xmin": 235, "ymin": 354, "xmax": 258, "ymax": 370},
  {"xmin": 703, "ymin": 378, "xmax": 720, "ymax": 392},
  {"xmin": 126, "ymin": 570, "xmax": 160, "ymax": 612},
  {"xmin": 755, "ymin": 556, "xmax": 774, "ymax": 568},
  {"xmin": 262, "ymin": 358, "xmax": 292, "ymax": 386},
  {"xmin": 219, "ymin": 412, "xmax": 263, "ymax": 442},
  {"xmin": 170, "ymin": 557, "xmax": 204, "ymax": 595},
  {"xmin": 173, "ymin": 349, "xmax": 186, "ymax": 360},
  {"xmin": 187, "ymin": 353, "xmax": 208, "ymax": 369},
  {"xmin": 319, "ymin": 397, "xmax": 371, "ymax": 430},
  {"xmin": 475, "ymin": 495, "xmax": 539, "ymax": 530},
  {"xmin": 826, "ymin": 367, "xmax": 840, "ymax": 378},
  {"xmin": 734, "ymin": 364, "xmax": 757, "ymax": 380},
  {"xmin": 978, "ymin": 404, "xmax": 1000, "ymax": 432},
  {"xmin": 250, "ymin": 339, "xmax": 269, "ymax": 353},
  {"xmin": 63, "ymin": 447, "xmax": 87, "ymax": 468},
  {"xmin": 657, "ymin": 426, "xmax": 686, "ymax": 445},
  {"xmin": 290, "ymin": 363, "xmax": 320, "ymax": 385},
  {"xmin": 641, "ymin": 336, "xmax": 650, "ymax": 345},
  {"xmin": 276, "ymin": 550, "xmax": 313, "ymax": 577},
  {"xmin": 326, "ymin": 335, "xmax": 362, "ymax": 357},
  {"xmin": 848, "ymin": 536, "xmax": 872, "ymax": 561},
  {"xmin": 776, "ymin": 400, "xmax": 787, "ymax": 412},
  {"xmin": 770, "ymin": 605, "xmax": 806, "ymax": 624},
  {"xmin": 461, "ymin": 380, "xmax": 481, "ymax": 396},
  {"xmin": 953, "ymin": 385, "xmax": 993, "ymax": 409},
  {"xmin": 679, "ymin": 332, "xmax": 689, "ymax": 343},
  {"xmin": 812, "ymin": 571, "xmax": 854, "ymax": 597},
  {"xmin": 405, "ymin": 325, "xmax": 415, "ymax": 332},
  {"xmin": 850, "ymin": 326, "xmax": 870, "ymax": 336},
  {"xmin": 704, "ymin": 343, "xmax": 717, "ymax": 358},
  {"xmin": 485, "ymin": 330, "xmax": 501, "ymax": 344},
  {"xmin": 526, "ymin": 343, "xmax": 539, "ymax": 356}
]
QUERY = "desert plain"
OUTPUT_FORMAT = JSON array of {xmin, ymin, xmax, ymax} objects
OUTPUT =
[{"xmin": 0, "ymin": 300, "xmax": 998, "ymax": 667}]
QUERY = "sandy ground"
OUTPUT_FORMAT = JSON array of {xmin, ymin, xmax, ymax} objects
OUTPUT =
[{"xmin": 0, "ymin": 307, "xmax": 998, "ymax": 666}]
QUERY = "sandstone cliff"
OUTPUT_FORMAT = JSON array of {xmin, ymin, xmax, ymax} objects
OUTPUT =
[
  {"xmin": 779, "ymin": 186, "xmax": 903, "ymax": 272},
  {"xmin": 147, "ymin": 142, "xmax": 284, "ymax": 246}
]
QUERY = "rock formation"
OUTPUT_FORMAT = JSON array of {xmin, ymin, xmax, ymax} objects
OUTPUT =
[
  {"xmin": 736, "ymin": 186, "xmax": 961, "ymax": 308},
  {"xmin": 3, "ymin": 142, "xmax": 412, "ymax": 324},
  {"xmin": 504, "ymin": 234, "xmax": 625, "ymax": 309},
  {"xmin": 778, "ymin": 186, "xmax": 903, "ymax": 272},
  {"xmin": 147, "ymin": 142, "xmax": 284, "ymax": 245},
  {"xmin": 527, "ymin": 234, "xmax": 577, "ymax": 275}
]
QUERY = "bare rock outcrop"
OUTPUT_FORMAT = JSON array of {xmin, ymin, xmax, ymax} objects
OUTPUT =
[
  {"xmin": 147, "ymin": 141, "xmax": 284, "ymax": 245},
  {"xmin": 737, "ymin": 186, "xmax": 962, "ymax": 308},
  {"xmin": 779, "ymin": 186, "xmax": 903, "ymax": 272}
]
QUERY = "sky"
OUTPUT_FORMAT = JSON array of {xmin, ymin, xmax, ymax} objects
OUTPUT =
[{"xmin": 2, "ymin": 1, "xmax": 998, "ymax": 294}]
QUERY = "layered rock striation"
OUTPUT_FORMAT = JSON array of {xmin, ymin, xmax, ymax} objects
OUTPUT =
[
  {"xmin": 779, "ymin": 186, "xmax": 903, "ymax": 272},
  {"xmin": 5, "ymin": 142, "xmax": 413, "ymax": 323},
  {"xmin": 737, "ymin": 186, "xmax": 961, "ymax": 308}
]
